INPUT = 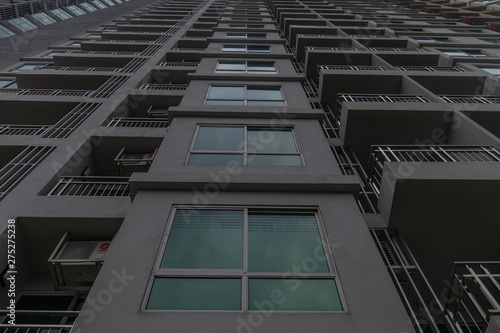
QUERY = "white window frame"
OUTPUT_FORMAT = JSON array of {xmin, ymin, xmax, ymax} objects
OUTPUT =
[
  {"xmin": 204, "ymin": 85, "xmax": 286, "ymax": 106},
  {"xmin": 215, "ymin": 60, "xmax": 277, "ymax": 74}
]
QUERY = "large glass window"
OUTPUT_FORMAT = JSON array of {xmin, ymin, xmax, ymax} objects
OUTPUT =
[
  {"xmin": 477, "ymin": 66, "xmax": 500, "ymax": 76},
  {"xmin": 80, "ymin": 3, "xmax": 97, "ymax": 12},
  {"xmin": 222, "ymin": 44, "xmax": 270, "ymax": 53},
  {"xmin": 91, "ymin": 0, "xmax": 107, "ymax": 9},
  {"xmin": 147, "ymin": 208, "xmax": 342, "ymax": 311},
  {"xmin": 188, "ymin": 125, "xmax": 302, "ymax": 166},
  {"xmin": 51, "ymin": 8, "xmax": 73, "ymax": 20},
  {"xmin": 215, "ymin": 61, "xmax": 277, "ymax": 74},
  {"xmin": 10, "ymin": 63, "xmax": 48, "ymax": 72},
  {"xmin": 229, "ymin": 24, "xmax": 264, "ymax": 29},
  {"xmin": 8, "ymin": 18, "xmax": 37, "ymax": 32},
  {"xmin": 205, "ymin": 85, "xmax": 285, "ymax": 106},
  {"xmin": 66, "ymin": 5, "xmax": 86, "ymax": 16},
  {"xmin": 32, "ymin": 13, "xmax": 56, "ymax": 25}
]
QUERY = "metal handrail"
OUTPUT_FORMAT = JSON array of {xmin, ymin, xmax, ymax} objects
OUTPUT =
[
  {"xmin": 48, "ymin": 176, "xmax": 130, "ymax": 197},
  {"xmin": 438, "ymin": 95, "xmax": 500, "ymax": 104}
]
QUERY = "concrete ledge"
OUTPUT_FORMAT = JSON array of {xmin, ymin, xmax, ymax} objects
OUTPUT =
[
  {"xmin": 168, "ymin": 106, "xmax": 324, "ymax": 119},
  {"xmin": 129, "ymin": 173, "xmax": 361, "ymax": 199}
]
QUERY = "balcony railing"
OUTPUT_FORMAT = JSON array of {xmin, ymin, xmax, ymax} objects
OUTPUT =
[
  {"xmin": 0, "ymin": 89, "xmax": 92, "ymax": 97},
  {"xmin": 35, "ymin": 65, "xmax": 122, "ymax": 72},
  {"xmin": 438, "ymin": 95, "xmax": 500, "ymax": 104},
  {"xmin": 157, "ymin": 62, "xmax": 199, "ymax": 67},
  {"xmin": 306, "ymin": 46, "xmax": 361, "ymax": 51},
  {"xmin": 338, "ymin": 94, "xmax": 431, "ymax": 103},
  {"xmin": 48, "ymin": 176, "xmax": 130, "ymax": 197},
  {"xmin": 319, "ymin": 65, "xmax": 390, "ymax": 71},
  {"xmin": 396, "ymin": 66, "xmax": 466, "ymax": 72},
  {"xmin": 369, "ymin": 145, "xmax": 500, "ymax": 194},
  {"xmin": 0, "ymin": 310, "xmax": 78, "ymax": 332},
  {"xmin": 445, "ymin": 262, "xmax": 500, "ymax": 333},
  {"xmin": 107, "ymin": 117, "xmax": 169, "ymax": 128},
  {"xmin": 367, "ymin": 47, "xmax": 427, "ymax": 52},
  {"xmin": 138, "ymin": 84, "xmax": 187, "ymax": 91},
  {"xmin": 0, "ymin": 125, "xmax": 49, "ymax": 136}
]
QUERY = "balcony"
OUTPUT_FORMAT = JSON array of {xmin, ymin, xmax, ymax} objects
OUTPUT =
[
  {"xmin": 446, "ymin": 262, "xmax": 500, "ymax": 333},
  {"xmin": 318, "ymin": 65, "xmax": 390, "ymax": 71},
  {"xmin": 106, "ymin": 117, "xmax": 169, "ymax": 128},
  {"xmin": 138, "ymin": 83, "xmax": 188, "ymax": 91},
  {"xmin": 0, "ymin": 124, "xmax": 49, "ymax": 136},
  {"xmin": 369, "ymin": 145, "xmax": 500, "ymax": 296},
  {"xmin": 48, "ymin": 176, "xmax": 130, "ymax": 197},
  {"xmin": 369, "ymin": 145, "xmax": 500, "ymax": 194},
  {"xmin": 438, "ymin": 95, "xmax": 500, "ymax": 104},
  {"xmin": 396, "ymin": 66, "xmax": 466, "ymax": 72}
]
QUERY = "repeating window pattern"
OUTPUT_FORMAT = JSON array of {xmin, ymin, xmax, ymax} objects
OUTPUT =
[
  {"xmin": 91, "ymin": 0, "xmax": 108, "ymax": 9},
  {"xmin": 215, "ymin": 61, "xmax": 277, "ymax": 74},
  {"xmin": 413, "ymin": 37, "xmax": 451, "ymax": 43},
  {"xmin": 10, "ymin": 63, "xmax": 48, "ymax": 72},
  {"xmin": 32, "ymin": 13, "xmax": 56, "ymax": 25},
  {"xmin": 147, "ymin": 208, "xmax": 343, "ymax": 311},
  {"xmin": 205, "ymin": 85, "xmax": 285, "ymax": 106},
  {"xmin": 230, "ymin": 17, "xmax": 263, "ymax": 21},
  {"xmin": 8, "ymin": 18, "xmax": 37, "ymax": 32},
  {"xmin": 226, "ymin": 32, "xmax": 267, "ymax": 39},
  {"xmin": 222, "ymin": 44, "xmax": 270, "ymax": 53},
  {"xmin": 42, "ymin": 51, "xmax": 66, "ymax": 58},
  {"xmin": 51, "ymin": 9, "xmax": 73, "ymax": 20},
  {"xmin": 188, "ymin": 125, "xmax": 302, "ymax": 166}
]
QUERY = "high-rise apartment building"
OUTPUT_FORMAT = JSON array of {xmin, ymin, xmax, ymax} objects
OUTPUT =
[{"xmin": 0, "ymin": 0, "xmax": 499, "ymax": 331}]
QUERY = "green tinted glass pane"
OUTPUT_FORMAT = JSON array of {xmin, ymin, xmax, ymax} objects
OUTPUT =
[
  {"xmin": 223, "ymin": 45, "xmax": 246, "ymax": 52},
  {"xmin": 161, "ymin": 210, "xmax": 243, "ymax": 269},
  {"xmin": 248, "ymin": 155, "xmax": 302, "ymax": 166},
  {"xmin": 247, "ymin": 33, "xmax": 266, "ymax": 38},
  {"xmin": 481, "ymin": 67, "xmax": 500, "ymax": 75},
  {"xmin": 248, "ymin": 45, "xmax": 270, "ymax": 52},
  {"xmin": 247, "ymin": 129, "xmax": 297, "ymax": 153},
  {"xmin": 249, "ymin": 279, "xmax": 342, "ymax": 311},
  {"xmin": 10, "ymin": 295, "xmax": 73, "ymax": 325},
  {"xmin": 0, "ymin": 80, "xmax": 14, "ymax": 88},
  {"xmin": 148, "ymin": 278, "xmax": 241, "ymax": 310},
  {"xmin": 247, "ymin": 101, "xmax": 285, "ymax": 106},
  {"xmin": 226, "ymin": 33, "xmax": 246, "ymax": 38},
  {"xmin": 208, "ymin": 86, "xmax": 244, "ymax": 99},
  {"xmin": 216, "ymin": 70, "xmax": 245, "ymax": 74},
  {"xmin": 206, "ymin": 100, "xmax": 245, "ymax": 105},
  {"xmin": 194, "ymin": 126, "xmax": 244, "ymax": 151},
  {"xmin": 247, "ymin": 87, "xmax": 282, "ymax": 100},
  {"xmin": 248, "ymin": 213, "xmax": 329, "ymax": 272},
  {"xmin": 217, "ymin": 61, "xmax": 246, "ymax": 70},
  {"xmin": 247, "ymin": 62, "xmax": 274, "ymax": 71},
  {"xmin": 189, "ymin": 153, "xmax": 243, "ymax": 165}
]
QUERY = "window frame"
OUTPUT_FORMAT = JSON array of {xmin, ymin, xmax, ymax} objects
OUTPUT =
[
  {"xmin": 221, "ymin": 44, "xmax": 271, "ymax": 53},
  {"xmin": 225, "ymin": 32, "xmax": 267, "ymax": 39},
  {"xmin": 186, "ymin": 124, "xmax": 303, "ymax": 166},
  {"xmin": 441, "ymin": 49, "xmax": 491, "ymax": 58},
  {"xmin": 215, "ymin": 60, "xmax": 278, "ymax": 74},
  {"xmin": 144, "ymin": 206, "xmax": 345, "ymax": 313},
  {"xmin": 204, "ymin": 84, "xmax": 286, "ymax": 106}
]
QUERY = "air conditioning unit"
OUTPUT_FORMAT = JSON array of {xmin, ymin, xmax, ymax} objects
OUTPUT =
[{"xmin": 48, "ymin": 232, "xmax": 111, "ymax": 291}]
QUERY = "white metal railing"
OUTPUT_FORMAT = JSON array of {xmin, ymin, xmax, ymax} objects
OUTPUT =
[
  {"xmin": 0, "ymin": 88, "xmax": 91, "ymax": 97},
  {"xmin": 396, "ymin": 66, "xmax": 466, "ymax": 72},
  {"xmin": 66, "ymin": 50, "xmax": 141, "ymax": 56},
  {"xmin": 446, "ymin": 262, "xmax": 500, "ymax": 333},
  {"xmin": 35, "ymin": 65, "xmax": 122, "ymax": 72},
  {"xmin": 48, "ymin": 176, "xmax": 130, "ymax": 197},
  {"xmin": 368, "ymin": 145, "xmax": 500, "ymax": 194},
  {"xmin": 107, "ymin": 117, "xmax": 169, "ymax": 128},
  {"xmin": 438, "ymin": 96, "xmax": 500, "ymax": 104},
  {"xmin": 0, "ymin": 309, "xmax": 77, "ymax": 332},
  {"xmin": 0, "ymin": 146, "xmax": 55, "ymax": 200},
  {"xmin": 306, "ymin": 46, "xmax": 361, "ymax": 51},
  {"xmin": 338, "ymin": 94, "xmax": 431, "ymax": 104},
  {"xmin": 367, "ymin": 47, "xmax": 427, "ymax": 52},
  {"xmin": 157, "ymin": 62, "xmax": 199, "ymax": 67},
  {"xmin": 0, "ymin": 125, "xmax": 49, "ymax": 136},
  {"xmin": 138, "ymin": 84, "xmax": 187, "ymax": 90},
  {"xmin": 319, "ymin": 65, "xmax": 389, "ymax": 71}
]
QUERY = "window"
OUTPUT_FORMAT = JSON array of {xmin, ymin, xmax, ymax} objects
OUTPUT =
[
  {"xmin": 0, "ymin": 24, "xmax": 15, "ymax": 38},
  {"xmin": 68, "ymin": 42, "xmax": 81, "ymax": 47},
  {"xmin": 147, "ymin": 208, "xmax": 342, "ymax": 311},
  {"xmin": 32, "ymin": 13, "xmax": 56, "ymax": 25},
  {"xmin": 42, "ymin": 51, "xmax": 65, "ymax": 58},
  {"xmin": 10, "ymin": 63, "xmax": 48, "ymax": 72},
  {"xmin": 102, "ymin": 0, "xmax": 116, "ymax": 6},
  {"xmin": 480, "ymin": 38, "xmax": 500, "ymax": 44},
  {"xmin": 0, "ymin": 80, "xmax": 17, "ymax": 88},
  {"xmin": 226, "ymin": 32, "xmax": 267, "ymax": 39},
  {"xmin": 80, "ymin": 3, "xmax": 97, "ymax": 12},
  {"xmin": 441, "ymin": 49, "xmax": 490, "ymax": 57},
  {"xmin": 215, "ymin": 61, "xmax": 277, "ymax": 74},
  {"xmin": 91, "ymin": 0, "xmax": 107, "ymax": 8},
  {"xmin": 230, "ymin": 17, "xmax": 263, "ymax": 21},
  {"xmin": 450, "ymin": 29, "xmax": 482, "ymax": 33},
  {"xmin": 477, "ymin": 66, "xmax": 500, "ymax": 76},
  {"xmin": 413, "ymin": 37, "xmax": 451, "ymax": 43},
  {"xmin": 51, "ymin": 8, "xmax": 73, "ymax": 20},
  {"xmin": 86, "ymin": 33, "xmax": 101, "ymax": 38},
  {"xmin": 222, "ymin": 44, "xmax": 270, "ymax": 53},
  {"xmin": 8, "ymin": 18, "xmax": 37, "ymax": 32},
  {"xmin": 206, "ymin": 85, "xmax": 285, "ymax": 106},
  {"xmin": 66, "ymin": 5, "xmax": 86, "ymax": 16},
  {"xmin": 188, "ymin": 125, "xmax": 302, "ymax": 166},
  {"xmin": 229, "ymin": 24, "xmax": 264, "ymax": 29}
]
